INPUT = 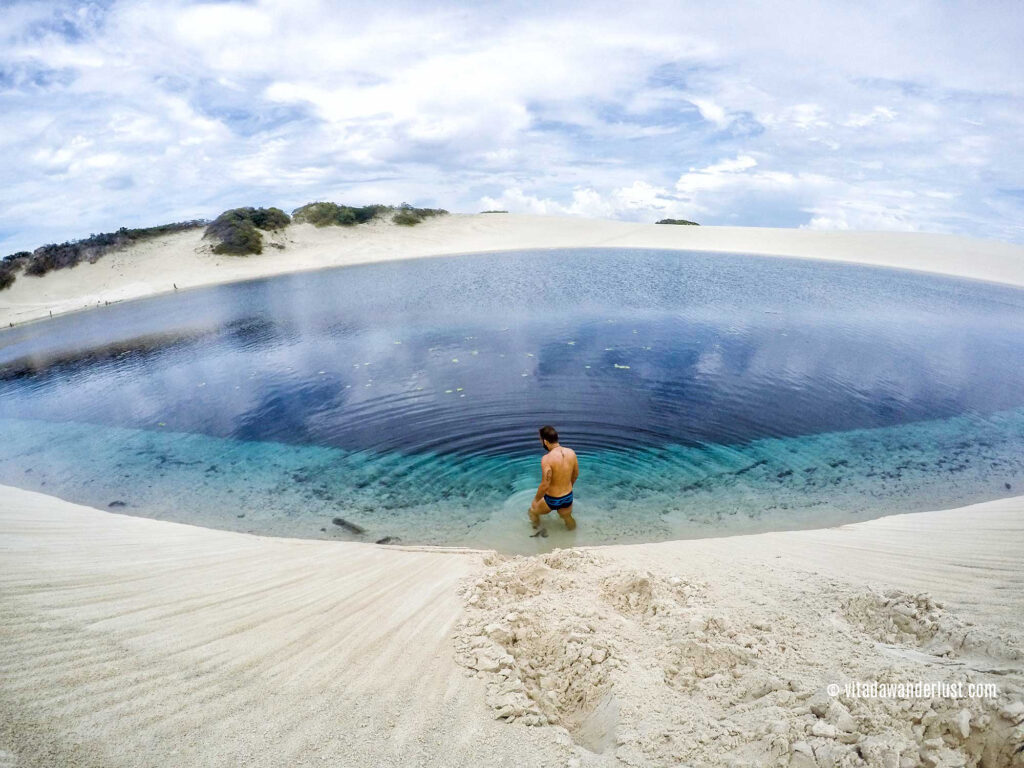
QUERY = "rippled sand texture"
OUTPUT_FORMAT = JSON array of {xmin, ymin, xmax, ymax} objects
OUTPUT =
[
  {"xmin": 1, "ymin": 407, "xmax": 1020, "ymax": 551},
  {"xmin": 0, "ymin": 486, "xmax": 566, "ymax": 767},
  {"xmin": 2, "ymin": 485, "xmax": 1023, "ymax": 767}
]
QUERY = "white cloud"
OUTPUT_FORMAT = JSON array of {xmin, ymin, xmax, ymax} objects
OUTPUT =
[
  {"xmin": 480, "ymin": 180, "xmax": 689, "ymax": 222},
  {"xmin": 803, "ymin": 202, "xmax": 921, "ymax": 233},
  {"xmin": 0, "ymin": 0, "xmax": 1022, "ymax": 252},
  {"xmin": 843, "ymin": 106, "xmax": 896, "ymax": 128},
  {"xmin": 688, "ymin": 98, "xmax": 729, "ymax": 128},
  {"xmin": 671, "ymin": 155, "xmax": 835, "ymax": 219}
]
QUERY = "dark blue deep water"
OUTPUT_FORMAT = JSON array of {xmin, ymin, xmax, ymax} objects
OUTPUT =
[{"xmin": 1, "ymin": 248, "xmax": 1022, "ymax": 551}]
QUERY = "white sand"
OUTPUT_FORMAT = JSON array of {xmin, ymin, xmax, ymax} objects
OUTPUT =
[
  {"xmin": 2, "ymin": 213, "xmax": 1023, "ymax": 328},
  {"xmin": 2, "ymin": 214, "xmax": 1023, "ymax": 766},
  {"xmin": 2, "ymin": 487, "xmax": 1022, "ymax": 767}
]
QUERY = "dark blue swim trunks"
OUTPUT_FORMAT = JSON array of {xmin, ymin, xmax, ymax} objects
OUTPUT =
[{"xmin": 543, "ymin": 490, "xmax": 574, "ymax": 510}]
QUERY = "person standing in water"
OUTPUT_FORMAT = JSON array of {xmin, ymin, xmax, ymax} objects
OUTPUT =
[{"xmin": 528, "ymin": 425, "xmax": 578, "ymax": 531}]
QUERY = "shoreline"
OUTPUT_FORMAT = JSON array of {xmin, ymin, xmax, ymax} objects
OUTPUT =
[
  {"xmin": 1, "ymin": 479, "xmax": 1022, "ymax": 559},
  {"xmin": 2, "ymin": 213, "xmax": 1023, "ymax": 330}
]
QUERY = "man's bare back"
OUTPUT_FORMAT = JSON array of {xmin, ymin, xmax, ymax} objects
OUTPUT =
[
  {"xmin": 529, "ymin": 426, "xmax": 578, "ymax": 531},
  {"xmin": 542, "ymin": 445, "xmax": 577, "ymax": 497}
]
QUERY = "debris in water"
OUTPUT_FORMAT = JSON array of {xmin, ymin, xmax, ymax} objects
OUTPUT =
[{"xmin": 332, "ymin": 517, "xmax": 366, "ymax": 534}]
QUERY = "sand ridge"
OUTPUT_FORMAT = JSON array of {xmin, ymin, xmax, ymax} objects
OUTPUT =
[{"xmin": 2, "ymin": 213, "xmax": 1024, "ymax": 329}]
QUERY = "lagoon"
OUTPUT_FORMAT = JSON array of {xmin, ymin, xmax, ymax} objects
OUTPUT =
[{"xmin": 1, "ymin": 248, "xmax": 1021, "ymax": 552}]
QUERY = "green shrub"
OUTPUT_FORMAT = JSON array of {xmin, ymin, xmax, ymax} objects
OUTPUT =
[
  {"xmin": 204, "ymin": 207, "xmax": 290, "ymax": 255},
  {"xmin": 293, "ymin": 201, "xmax": 448, "ymax": 228},
  {"xmin": 249, "ymin": 207, "xmax": 290, "ymax": 231},
  {"xmin": 479, "ymin": 210, "xmax": 508, "ymax": 213},
  {"xmin": 656, "ymin": 218, "xmax": 699, "ymax": 225},
  {"xmin": 292, "ymin": 202, "xmax": 391, "ymax": 227},
  {"xmin": 0, "ymin": 253, "xmax": 28, "ymax": 290},
  {"xmin": 391, "ymin": 211, "xmax": 421, "ymax": 226},
  {"xmin": 391, "ymin": 202, "xmax": 448, "ymax": 226},
  {"xmin": 4, "ymin": 222, "xmax": 205, "ymax": 285}
]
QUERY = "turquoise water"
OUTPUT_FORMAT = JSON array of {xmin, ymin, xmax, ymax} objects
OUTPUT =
[{"xmin": 1, "ymin": 248, "xmax": 1022, "ymax": 552}]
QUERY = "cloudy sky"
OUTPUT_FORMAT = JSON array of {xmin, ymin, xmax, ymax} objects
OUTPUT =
[{"xmin": 1, "ymin": 0, "xmax": 1022, "ymax": 253}]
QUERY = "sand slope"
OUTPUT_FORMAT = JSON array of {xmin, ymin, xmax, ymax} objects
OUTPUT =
[
  {"xmin": 2, "ymin": 213, "xmax": 1023, "ymax": 328},
  {"xmin": 0, "ymin": 486, "xmax": 568, "ymax": 767},
  {"xmin": 2, "ymin": 486, "xmax": 1022, "ymax": 767}
]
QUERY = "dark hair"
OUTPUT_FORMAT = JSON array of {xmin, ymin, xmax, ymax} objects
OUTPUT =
[{"xmin": 539, "ymin": 425, "xmax": 559, "ymax": 444}]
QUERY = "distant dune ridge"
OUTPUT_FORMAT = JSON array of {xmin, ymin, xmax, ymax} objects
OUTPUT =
[
  {"xmin": 1, "ymin": 211, "xmax": 1023, "ymax": 328},
  {"xmin": 1, "ymin": 214, "xmax": 1023, "ymax": 766},
  {"xmin": 0, "ymin": 201, "xmax": 449, "ymax": 291},
  {"xmin": 0, "ymin": 219, "xmax": 206, "ymax": 291}
]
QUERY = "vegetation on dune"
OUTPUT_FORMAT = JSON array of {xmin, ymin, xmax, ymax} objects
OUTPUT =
[
  {"xmin": 292, "ymin": 202, "xmax": 392, "ymax": 227},
  {"xmin": 479, "ymin": 210, "xmax": 509, "ymax": 214},
  {"xmin": 0, "ymin": 252, "xmax": 30, "ymax": 290},
  {"xmin": 656, "ymin": 218, "xmax": 700, "ymax": 225},
  {"xmin": 391, "ymin": 202, "xmax": 448, "ymax": 226},
  {"xmin": 203, "ymin": 207, "xmax": 291, "ymax": 256},
  {"xmin": 293, "ymin": 201, "xmax": 448, "ymax": 228},
  {"xmin": 0, "ymin": 221, "xmax": 207, "ymax": 291},
  {"xmin": 1, "ymin": 199, "xmax": 452, "ymax": 292}
]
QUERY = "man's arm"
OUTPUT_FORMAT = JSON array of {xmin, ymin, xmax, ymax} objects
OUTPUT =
[
  {"xmin": 534, "ymin": 460, "xmax": 553, "ymax": 502},
  {"xmin": 571, "ymin": 455, "xmax": 579, "ymax": 485}
]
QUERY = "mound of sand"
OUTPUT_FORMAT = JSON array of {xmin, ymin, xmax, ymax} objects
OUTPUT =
[{"xmin": 455, "ymin": 548, "xmax": 1023, "ymax": 767}]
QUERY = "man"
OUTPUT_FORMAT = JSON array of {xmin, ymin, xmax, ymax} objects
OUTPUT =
[{"xmin": 528, "ymin": 425, "xmax": 578, "ymax": 531}]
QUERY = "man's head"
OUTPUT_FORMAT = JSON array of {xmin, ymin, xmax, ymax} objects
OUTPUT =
[{"xmin": 539, "ymin": 425, "xmax": 559, "ymax": 449}]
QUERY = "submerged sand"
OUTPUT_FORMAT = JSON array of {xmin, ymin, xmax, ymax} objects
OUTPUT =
[{"xmin": 2, "ymin": 215, "xmax": 1023, "ymax": 766}]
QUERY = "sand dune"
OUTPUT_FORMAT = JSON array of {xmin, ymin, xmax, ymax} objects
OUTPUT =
[
  {"xmin": 2, "ymin": 213, "xmax": 1023, "ymax": 328},
  {"xmin": 2, "ymin": 215, "xmax": 1023, "ymax": 766}
]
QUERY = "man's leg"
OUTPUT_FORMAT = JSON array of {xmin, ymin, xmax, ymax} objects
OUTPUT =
[
  {"xmin": 557, "ymin": 504, "xmax": 576, "ymax": 531},
  {"xmin": 529, "ymin": 498, "xmax": 551, "ymax": 529}
]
